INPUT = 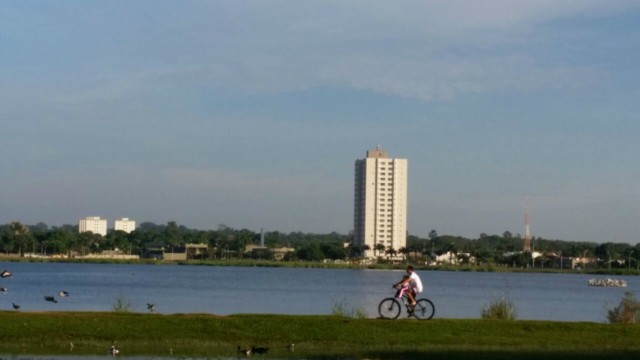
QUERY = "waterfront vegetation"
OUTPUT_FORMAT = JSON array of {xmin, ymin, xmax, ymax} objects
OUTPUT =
[
  {"xmin": 481, "ymin": 296, "xmax": 518, "ymax": 320},
  {"xmin": 2, "ymin": 221, "xmax": 640, "ymax": 275},
  {"xmin": 2, "ymin": 255, "xmax": 640, "ymax": 277},
  {"xmin": 0, "ymin": 311, "xmax": 639, "ymax": 359},
  {"xmin": 607, "ymin": 291, "xmax": 640, "ymax": 324}
]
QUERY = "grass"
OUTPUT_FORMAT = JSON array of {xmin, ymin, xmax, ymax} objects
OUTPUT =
[
  {"xmin": 0, "ymin": 311, "xmax": 639, "ymax": 359},
  {"xmin": 481, "ymin": 296, "xmax": 517, "ymax": 320},
  {"xmin": 331, "ymin": 299, "xmax": 368, "ymax": 318}
]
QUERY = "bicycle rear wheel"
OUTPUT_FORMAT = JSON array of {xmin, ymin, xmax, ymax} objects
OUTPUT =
[
  {"xmin": 378, "ymin": 298, "xmax": 401, "ymax": 319},
  {"xmin": 413, "ymin": 298, "xmax": 435, "ymax": 320}
]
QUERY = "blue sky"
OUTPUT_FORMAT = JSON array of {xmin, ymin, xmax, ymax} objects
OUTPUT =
[{"xmin": 1, "ymin": 1, "xmax": 639, "ymax": 244}]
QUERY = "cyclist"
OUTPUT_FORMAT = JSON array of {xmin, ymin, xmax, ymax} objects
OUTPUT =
[{"xmin": 395, "ymin": 265, "xmax": 423, "ymax": 307}]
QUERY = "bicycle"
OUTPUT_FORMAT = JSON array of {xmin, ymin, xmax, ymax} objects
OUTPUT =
[{"xmin": 378, "ymin": 285, "xmax": 435, "ymax": 320}]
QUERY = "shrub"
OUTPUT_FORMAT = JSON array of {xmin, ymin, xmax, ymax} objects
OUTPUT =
[
  {"xmin": 112, "ymin": 294, "xmax": 135, "ymax": 313},
  {"xmin": 331, "ymin": 299, "xmax": 368, "ymax": 319},
  {"xmin": 481, "ymin": 296, "xmax": 517, "ymax": 320},
  {"xmin": 608, "ymin": 291, "xmax": 640, "ymax": 324}
]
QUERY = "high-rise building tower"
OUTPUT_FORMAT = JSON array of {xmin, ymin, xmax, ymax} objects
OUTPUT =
[
  {"xmin": 353, "ymin": 146, "xmax": 408, "ymax": 258},
  {"xmin": 79, "ymin": 216, "xmax": 108, "ymax": 237},
  {"xmin": 114, "ymin": 217, "xmax": 136, "ymax": 234}
]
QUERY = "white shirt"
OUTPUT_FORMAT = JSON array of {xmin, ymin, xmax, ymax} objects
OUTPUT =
[{"xmin": 409, "ymin": 272, "xmax": 423, "ymax": 293}]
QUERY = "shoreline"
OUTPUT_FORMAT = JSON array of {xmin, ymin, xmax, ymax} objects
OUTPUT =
[{"xmin": 1, "ymin": 256, "xmax": 639, "ymax": 276}]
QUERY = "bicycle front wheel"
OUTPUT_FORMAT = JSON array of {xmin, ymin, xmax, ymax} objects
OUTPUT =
[
  {"xmin": 378, "ymin": 298, "xmax": 402, "ymax": 319},
  {"xmin": 413, "ymin": 298, "xmax": 435, "ymax": 320}
]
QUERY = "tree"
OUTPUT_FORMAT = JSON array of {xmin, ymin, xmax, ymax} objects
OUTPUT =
[
  {"xmin": 385, "ymin": 246, "xmax": 397, "ymax": 259},
  {"xmin": 428, "ymin": 230, "xmax": 438, "ymax": 240},
  {"xmin": 398, "ymin": 247, "xmax": 408, "ymax": 260},
  {"xmin": 374, "ymin": 243, "xmax": 386, "ymax": 258},
  {"xmin": 163, "ymin": 221, "xmax": 182, "ymax": 250},
  {"xmin": 10, "ymin": 221, "xmax": 32, "ymax": 255},
  {"xmin": 296, "ymin": 243, "xmax": 324, "ymax": 261},
  {"xmin": 321, "ymin": 242, "xmax": 346, "ymax": 260}
]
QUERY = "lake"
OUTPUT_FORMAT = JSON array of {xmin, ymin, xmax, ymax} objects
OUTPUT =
[{"xmin": 1, "ymin": 261, "xmax": 637, "ymax": 322}]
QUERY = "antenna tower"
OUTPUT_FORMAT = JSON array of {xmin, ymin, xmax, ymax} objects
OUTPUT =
[{"xmin": 523, "ymin": 198, "xmax": 531, "ymax": 252}]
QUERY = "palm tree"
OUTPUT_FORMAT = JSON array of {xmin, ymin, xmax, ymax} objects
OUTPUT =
[
  {"xmin": 374, "ymin": 243, "xmax": 386, "ymax": 258},
  {"xmin": 10, "ymin": 221, "xmax": 30, "ymax": 236},
  {"xmin": 363, "ymin": 244, "xmax": 371, "ymax": 258},
  {"xmin": 10, "ymin": 221, "xmax": 31, "ymax": 255},
  {"xmin": 398, "ymin": 247, "xmax": 408, "ymax": 261},
  {"xmin": 385, "ymin": 246, "xmax": 398, "ymax": 260}
]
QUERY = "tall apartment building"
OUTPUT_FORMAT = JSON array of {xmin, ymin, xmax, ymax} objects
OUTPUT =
[
  {"xmin": 114, "ymin": 217, "xmax": 136, "ymax": 233},
  {"xmin": 79, "ymin": 216, "xmax": 108, "ymax": 237},
  {"xmin": 353, "ymin": 146, "xmax": 408, "ymax": 258}
]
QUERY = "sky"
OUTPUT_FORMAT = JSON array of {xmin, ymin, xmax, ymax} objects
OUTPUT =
[{"xmin": 1, "ymin": 1, "xmax": 639, "ymax": 244}]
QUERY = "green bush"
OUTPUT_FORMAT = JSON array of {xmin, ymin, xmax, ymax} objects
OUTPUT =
[
  {"xmin": 331, "ymin": 299, "xmax": 368, "ymax": 319},
  {"xmin": 608, "ymin": 291, "xmax": 640, "ymax": 324},
  {"xmin": 481, "ymin": 296, "xmax": 517, "ymax": 320},
  {"xmin": 111, "ymin": 294, "xmax": 135, "ymax": 313}
]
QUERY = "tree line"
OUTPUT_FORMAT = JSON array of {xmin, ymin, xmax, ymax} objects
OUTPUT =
[{"xmin": 1, "ymin": 221, "xmax": 639, "ymax": 269}]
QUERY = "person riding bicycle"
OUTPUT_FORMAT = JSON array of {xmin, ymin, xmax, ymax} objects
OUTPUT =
[{"xmin": 394, "ymin": 265, "xmax": 423, "ymax": 307}]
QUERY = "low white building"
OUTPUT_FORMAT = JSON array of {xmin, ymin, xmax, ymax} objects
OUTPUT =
[
  {"xmin": 114, "ymin": 217, "xmax": 136, "ymax": 233},
  {"xmin": 79, "ymin": 216, "xmax": 107, "ymax": 237}
]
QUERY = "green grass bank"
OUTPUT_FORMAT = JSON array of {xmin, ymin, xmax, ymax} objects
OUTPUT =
[{"xmin": 1, "ymin": 312, "xmax": 639, "ymax": 359}]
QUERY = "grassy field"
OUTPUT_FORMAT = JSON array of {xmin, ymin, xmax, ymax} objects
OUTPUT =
[{"xmin": 0, "ymin": 311, "xmax": 639, "ymax": 359}]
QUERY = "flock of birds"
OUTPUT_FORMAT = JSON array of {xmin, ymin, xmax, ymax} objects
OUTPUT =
[
  {"xmin": 1, "ymin": 269, "xmax": 73, "ymax": 311},
  {"xmin": 1, "ymin": 268, "xmax": 157, "ymax": 314},
  {"xmin": 2, "ymin": 268, "xmax": 282, "ymax": 357},
  {"xmin": 1, "ymin": 268, "xmax": 138, "ymax": 356}
]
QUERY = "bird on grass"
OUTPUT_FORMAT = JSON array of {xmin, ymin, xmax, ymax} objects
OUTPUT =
[
  {"xmin": 251, "ymin": 345, "xmax": 269, "ymax": 355},
  {"xmin": 45, "ymin": 295, "xmax": 58, "ymax": 303},
  {"xmin": 147, "ymin": 303, "xmax": 156, "ymax": 313},
  {"xmin": 12, "ymin": 302, "xmax": 20, "ymax": 310},
  {"xmin": 59, "ymin": 291, "xmax": 70, "ymax": 297},
  {"xmin": 237, "ymin": 345, "xmax": 252, "ymax": 356},
  {"xmin": 0, "ymin": 270, "xmax": 11, "ymax": 278}
]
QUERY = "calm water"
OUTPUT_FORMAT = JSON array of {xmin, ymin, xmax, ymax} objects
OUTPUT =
[{"xmin": 1, "ymin": 261, "xmax": 638, "ymax": 322}]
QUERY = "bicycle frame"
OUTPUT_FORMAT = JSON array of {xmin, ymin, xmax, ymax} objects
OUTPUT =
[{"xmin": 378, "ymin": 286, "xmax": 435, "ymax": 320}]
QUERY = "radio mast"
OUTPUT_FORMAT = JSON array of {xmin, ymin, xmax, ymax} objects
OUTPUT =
[{"xmin": 523, "ymin": 198, "xmax": 532, "ymax": 252}]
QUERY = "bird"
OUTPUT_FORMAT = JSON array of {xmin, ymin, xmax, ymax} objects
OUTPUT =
[
  {"xmin": 287, "ymin": 343, "xmax": 295, "ymax": 352},
  {"xmin": 12, "ymin": 302, "xmax": 20, "ymax": 310},
  {"xmin": 251, "ymin": 345, "xmax": 269, "ymax": 355},
  {"xmin": 0, "ymin": 270, "xmax": 11, "ymax": 278},
  {"xmin": 147, "ymin": 303, "xmax": 156, "ymax": 313},
  {"xmin": 45, "ymin": 295, "xmax": 58, "ymax": 303},
  {"xmin": 109, "ymin": 344, "xmax": 119, "ymax": 356},
  {"xmin": 237, "ymin": 345, "xmax": 252, "ymax": 356},
  {"xmin": 0, "ymin": 287, "xmax": 7, "ymax": 293},
  {"xmin": 58, "ymin": 291, "xmax": 70, "ymax": 297}
]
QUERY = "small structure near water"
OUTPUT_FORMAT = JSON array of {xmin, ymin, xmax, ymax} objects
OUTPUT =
[{"xmin": 587, "ymin": 277, "xmax": 627, "ymax": 287}]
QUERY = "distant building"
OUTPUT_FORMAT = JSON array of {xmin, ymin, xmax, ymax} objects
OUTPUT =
[
  {"xmin": 353, "ymin": 146, "xmax": 408, "ymax": 258},
  {"xmin": 79, "ymin": 216, "xmax": 107, "ymax": 237},
  {"xmin": 114, "ymin": 217, "xmax": 136, "ymax": 233}
]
